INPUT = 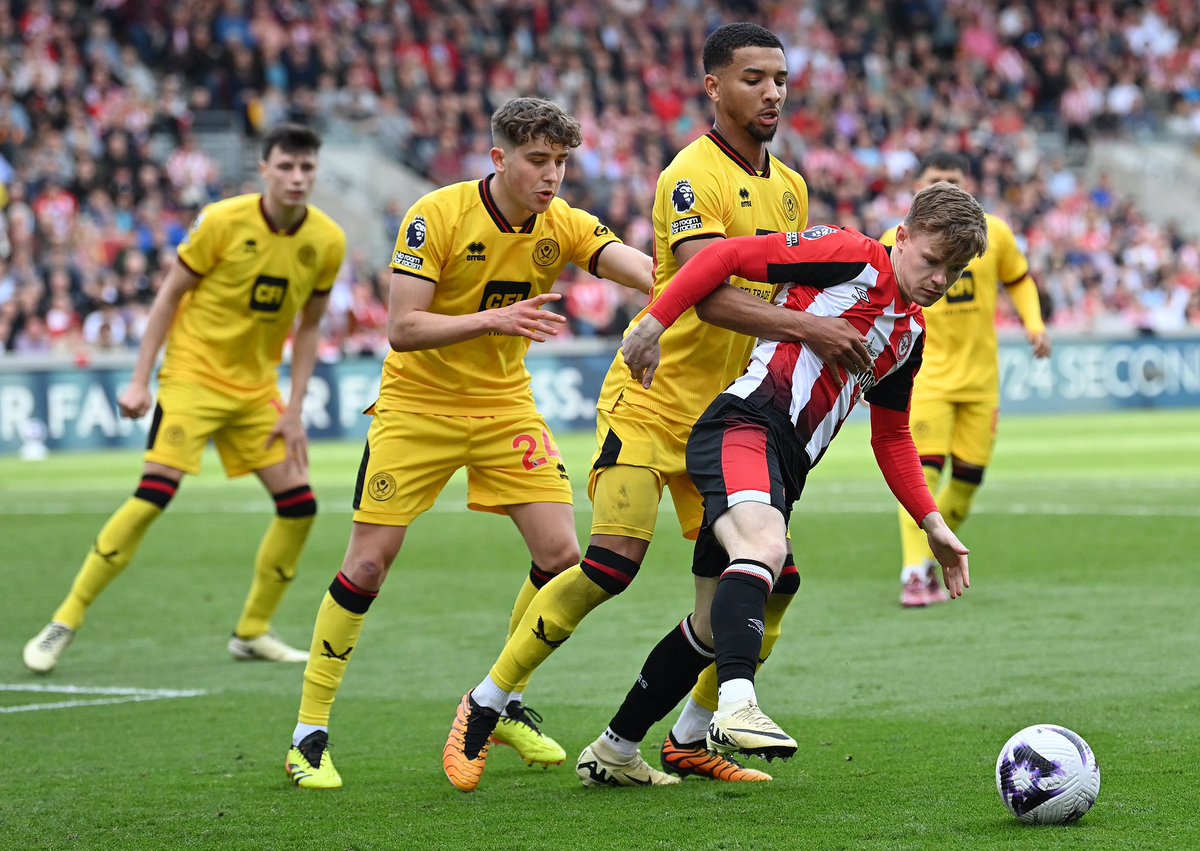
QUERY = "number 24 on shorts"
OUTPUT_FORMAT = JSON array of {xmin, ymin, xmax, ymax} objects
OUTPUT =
[{"xmin": 512, "ymin": 430, "xmax": 562, "ymax": 471}]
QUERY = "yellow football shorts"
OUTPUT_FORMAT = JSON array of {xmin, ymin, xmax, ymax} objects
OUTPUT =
[
  {"xmin": 145, "ymin": 379, "xmax": 288, "ymax": 478},
  {"xmin": 588, "ymin": 401, "xmax": 704, "ymax": 541},
  {"xmin": 352, "ymin": 408, "xmax": 573, "ymax": 527},
  {"xmin": 908, "ymin": 396, "xmax": 1000, "ymax": 468}
]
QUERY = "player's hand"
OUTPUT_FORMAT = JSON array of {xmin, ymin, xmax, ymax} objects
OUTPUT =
[
  {"xmin": 492, "ymin": 292, "xmax": 567, "ymax": 342},
  {"xmin": 117, "ymin": 383, "xmax": 153, "ymax": 419},
  {"xmin": 1029, "ymin": 331, "xmax": 1052, "ymax": 359},
  {"xmin": 621, "ymin": 316, "xmax": 666, "ymax": 389},
  {"xmin": 787, "ymin": 315, "xmax": 872, "ymax": 389},
  {"xmin": 921, "ymin": 512, "xmax": 970, "ymax": 599},
  {"xmin": 266, "ymin": 409, "xmax": 309, "ymax": 474}
]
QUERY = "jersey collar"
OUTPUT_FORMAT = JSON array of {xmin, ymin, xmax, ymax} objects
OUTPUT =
[
  {"xmin": 479, "ymin": 175, "xmax": 538, "ymax": 234},
  {"xmin": 705, "ymin": 129, "xmax": 772, "ymax": 179},
  {"xmin": 258, "ymin": 195, "xmax": 309, "ymax": 235}
]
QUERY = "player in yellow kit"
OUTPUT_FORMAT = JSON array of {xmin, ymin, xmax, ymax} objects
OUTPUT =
[
  {"xmin": 283, "ymin": 97, "xmax": 653, "ymax": 792},
  {"xmin": 881, "ymin": 151, "xmax": 1051, "ymax": 607},
  {"xmin": 444, "ymin": 23, "xmax": 874, "ymax": 793},
  {"xmin": 23, "ymin": 124, "xmax": 346, "ymax": 674}
]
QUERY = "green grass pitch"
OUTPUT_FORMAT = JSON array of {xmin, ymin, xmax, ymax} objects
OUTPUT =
[{"xmin": 1, "ymin": 409, "xmax": 1198, "ymax": 850}]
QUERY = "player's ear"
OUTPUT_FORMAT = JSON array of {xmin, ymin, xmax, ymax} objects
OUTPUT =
[{"xmin": 490, "ymin": 146, "xmax": 506, "ymax": 174}]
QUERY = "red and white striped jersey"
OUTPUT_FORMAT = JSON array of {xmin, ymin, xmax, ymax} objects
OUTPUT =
[{"xmin": 649, "ymin": 225, "xmax": 926, "ymax": 468}]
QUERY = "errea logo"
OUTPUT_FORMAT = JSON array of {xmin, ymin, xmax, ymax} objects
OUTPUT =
[
  {"xmin": 738, "ymin": 187, "xmax": 751, "ymax": 208},
  {"xmin": 466, "ymin": 241, "xmax": 486, "ymax": 262}
]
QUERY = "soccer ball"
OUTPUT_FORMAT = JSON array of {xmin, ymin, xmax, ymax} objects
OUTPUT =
[{"xmin": 995, "ymin": 725, "xmax": 1100, "ymax": 824}]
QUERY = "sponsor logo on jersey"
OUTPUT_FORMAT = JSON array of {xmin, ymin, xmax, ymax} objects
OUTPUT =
[
  {"xmin": 786, "ymin": 232, "xmax": 800, "ymax": 247},
  {"xmin": 466, "ymin": 241, "xmax": 486, "ymax": 262},
  {"xmin": 392, "ymin": 250, "xmax": 424, "ymax": 271},
  {"xmin": 593, "ymin": 225, "xmax": 610, "ymax": 237},
  {"xmin": 405, "ymin": 216, "xmax": 427, "ymax": 250},
  {"xmin": 783, "ymin": 191, "xmax": 799, "ymax": 222},
  {"xmin": 479, "ymin": 280, "xmax": 532, "ymax": 312},
  {"xmin": 533, "ymin": 238, "xmax": 561, "ymax": 267},
  {"xmin": 250, "ymin": 275, "xmax": 289, "ymax": 313},
  {"xmin": 244, "ymin": 239, "xmax": 257, "ymax": 254},
  {"xmin": 739, "ymin": 187, "xmax": 752, "ymax": 208},
  {"xmin": 297, "ymin": 244, "xmax": 317, "ymax": 267},
  {"xmin": 802, "ymin": 225, "xmax": 838, "ymax": 241},
  {"xmin": 671, "ymin": 179, "xmax": 696, "ymax": 214},
  {"xmin": 671, "ymin": 215, "xmax": 703, "ymax": 236}
]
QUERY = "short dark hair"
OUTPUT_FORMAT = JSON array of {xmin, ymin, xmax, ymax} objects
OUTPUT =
[
  {"xmin": 702, "ymin": 22, "xmax": 783, "ymax": 73},
  {"xmin": 917, "ymin": 150, "xmax": 971, "ymax": 177},
  {"xmin": 261, "ymin": 123, "xmax": 322, "ymax": 161},
  {"xmin": 491, "ymin": 97, "xmax": 582, "ymax": 150}
]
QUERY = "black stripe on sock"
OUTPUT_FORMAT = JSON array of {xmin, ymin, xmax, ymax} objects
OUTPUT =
[
  {"xmin": 134, "ymin": 474, "xmax": 179, "ymax": 509},
  {"xmin": 274, "ymin": 484, "xmax": 317, "ymax": 517},
  {"xmin": 328, "ymin": 571, "xmax": 377, "ymax": 614},
  {"xmin": 580, "ymin": 544, "xmax": 641, "ymax": 595},
  {"xmin": 529, "ymin": 562, "xmax": 555, "ymax": 589}
]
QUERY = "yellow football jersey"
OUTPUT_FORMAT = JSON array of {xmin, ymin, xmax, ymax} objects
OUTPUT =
[
  {"xmin": 382, "ymin": 176, "xmax": 620, "ymax": 415},
  {"xmin": 881, "ymin": 213, "xmax": 1039, "ymax": 400},
  {"xmin": 167, "ymin": 194, "xmax": 346, "ymax": 395},
  {"xmin": 598, "ymin": 130, "xmax": 809, "ymax": 426}
]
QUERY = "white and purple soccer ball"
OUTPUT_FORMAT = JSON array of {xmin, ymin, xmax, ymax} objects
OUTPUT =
[{"xmin": 995, "ymin": 724, "xmax": 1101, "ymax": 825}]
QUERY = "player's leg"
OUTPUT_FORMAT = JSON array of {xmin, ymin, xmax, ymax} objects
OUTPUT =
[
  {"xmin": 687, "ymin": 408, "xmax": 796, "ymax": 760},
  {"xmin": 898, "ymin": 396, "xmax": 953, "ymax": 606},
  {"xmin": 444, "ymin": 414, "xmax": 650, "ymax": 790},
  {"xmin": 478, "ymin": 500, "xmax": 578, "ymax": 768},
  {"xmin": 214, "ymin": 390, "xmax": 312, "ymax": 660},
  {"xmin": 24, "ymin": 383, "xmax": 212, "ymax": 674},
  {"xmin": 23, "ymin": 460, "xmax": 185, "ymax": 674},
  {"xmin": 287, "ymin": 411, "xmax": 459, "ymax": 790},
  {"xmin": 925, "ymin": 400, "xmax": 996, "ymax": 596},
  {"xmin": 286, "ymin": 520, "xmax": 406, "ymax": 790}
]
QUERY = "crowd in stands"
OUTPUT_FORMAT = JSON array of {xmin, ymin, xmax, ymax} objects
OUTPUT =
[{"xmin": 2, "ymin": 0, "xmax": 1200, "ymax": 361}]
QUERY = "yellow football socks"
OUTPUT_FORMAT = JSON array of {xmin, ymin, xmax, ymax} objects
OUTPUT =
[
  {"xmin": 53, "ymin": 497, "xmax": 162, "ymax": 630},
  {"xmin": 235, "ymin": 514, "xmax": 314, "ymax": 639}
]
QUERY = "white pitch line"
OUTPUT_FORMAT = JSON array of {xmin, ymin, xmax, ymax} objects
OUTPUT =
[{"xmin": 0, "ymin": 683, "xmax": 206, "ymax": 714}]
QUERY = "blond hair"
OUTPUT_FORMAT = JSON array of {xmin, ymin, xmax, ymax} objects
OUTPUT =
[{"xmin": 903, "ymin": 182, "xmax": 989, "ymax": 268}]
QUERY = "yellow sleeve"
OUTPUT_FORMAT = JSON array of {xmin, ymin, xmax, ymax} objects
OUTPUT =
[
  {"xmin": 177, "ymin": 205, "xmax": 225, "ymax": 277},
  {"xmin": 994, "ymin": 217, "xmax": 1044, "ymax": 334},
  {"xmin": 564, "ymin": 206, "xmax": 622, "ymax": 275},
  {"xmin": 660, "ymin": 161, "xmax": 729, "ymax": 252},
  {"xmin": 389, "ymin": 194, "xmax": 447, "ymax": 284},
  {"xmin": 879, "ymin": 225, "xmax": 899, "ymax": 247},
  {"xmin": 316, "ymin": 226, "xmax": 347, "ymax": 294}
]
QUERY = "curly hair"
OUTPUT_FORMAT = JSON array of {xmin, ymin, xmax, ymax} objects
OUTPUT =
[
  {"xmin": 491, "ymin": 97, "xmax": 582, "ymax": 150},
  {"xmin": 702, "ymin": 22, "xmax": 784, "ymax": 73}
]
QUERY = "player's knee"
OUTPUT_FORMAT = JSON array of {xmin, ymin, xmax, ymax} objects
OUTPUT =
[
  {"xmin": 273, "ymin": 485, "xmax": 317, "ymax": 517},
  {"xmin": 535, "ymin": 539, "xmax": 581, "ymax": 575},
  {"xmin": 580, "ymin": 544, "xmax": 641, "ymax": 595},
  {"xmin": 134, "ymin": 474, "xmax": 181, "ymax": 509},
  {"xmin": 341, "ymin": 554, "xmax": 389, "ymax": 591}
]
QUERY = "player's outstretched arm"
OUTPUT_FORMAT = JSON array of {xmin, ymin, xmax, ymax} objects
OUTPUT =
[
  {"xmin": 387, "ymin": 272, "xmax": 566, "ymax": 352},
  {"xmin": 118, "ymin": 258, "xmax": 200, "ymax": 419},
  {"xmin": 594, "ymin": 243, "xmax": 653, "ymax": 294},
  {"xmin": 921, "ymin": 512, "xmax": 970, "ymax": 598}
]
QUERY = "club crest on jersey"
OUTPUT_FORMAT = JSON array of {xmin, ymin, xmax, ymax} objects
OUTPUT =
[
  {"xmin": 406, "ymin": 216, "xmax": 427, "ymax": 250},
  {"xmin": 533, "ymin": 238, "xmax": 561, "ymax": 267},
  {"xmin": 671, "ymin": 179, "xmax": 696, "ymax": 215},
  {"xmin": 802, "ymin": 225, "xmax": 837, "ymax": 240},
  {"xmin": 897, "ymin": 331, "xmax": 913, "ymax": 359},
  {"xmin": 297, "ymin": 244, "xmax": 317, "ymax": 267},
  {"xmin": 782, "ymin": 191, "xmax": 799, "ymax": 222}
]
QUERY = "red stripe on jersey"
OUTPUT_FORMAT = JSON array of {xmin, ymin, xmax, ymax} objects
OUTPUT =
[{"xmin": 719, "ymin": 423, "xmax": 770, "ymax": 496}]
